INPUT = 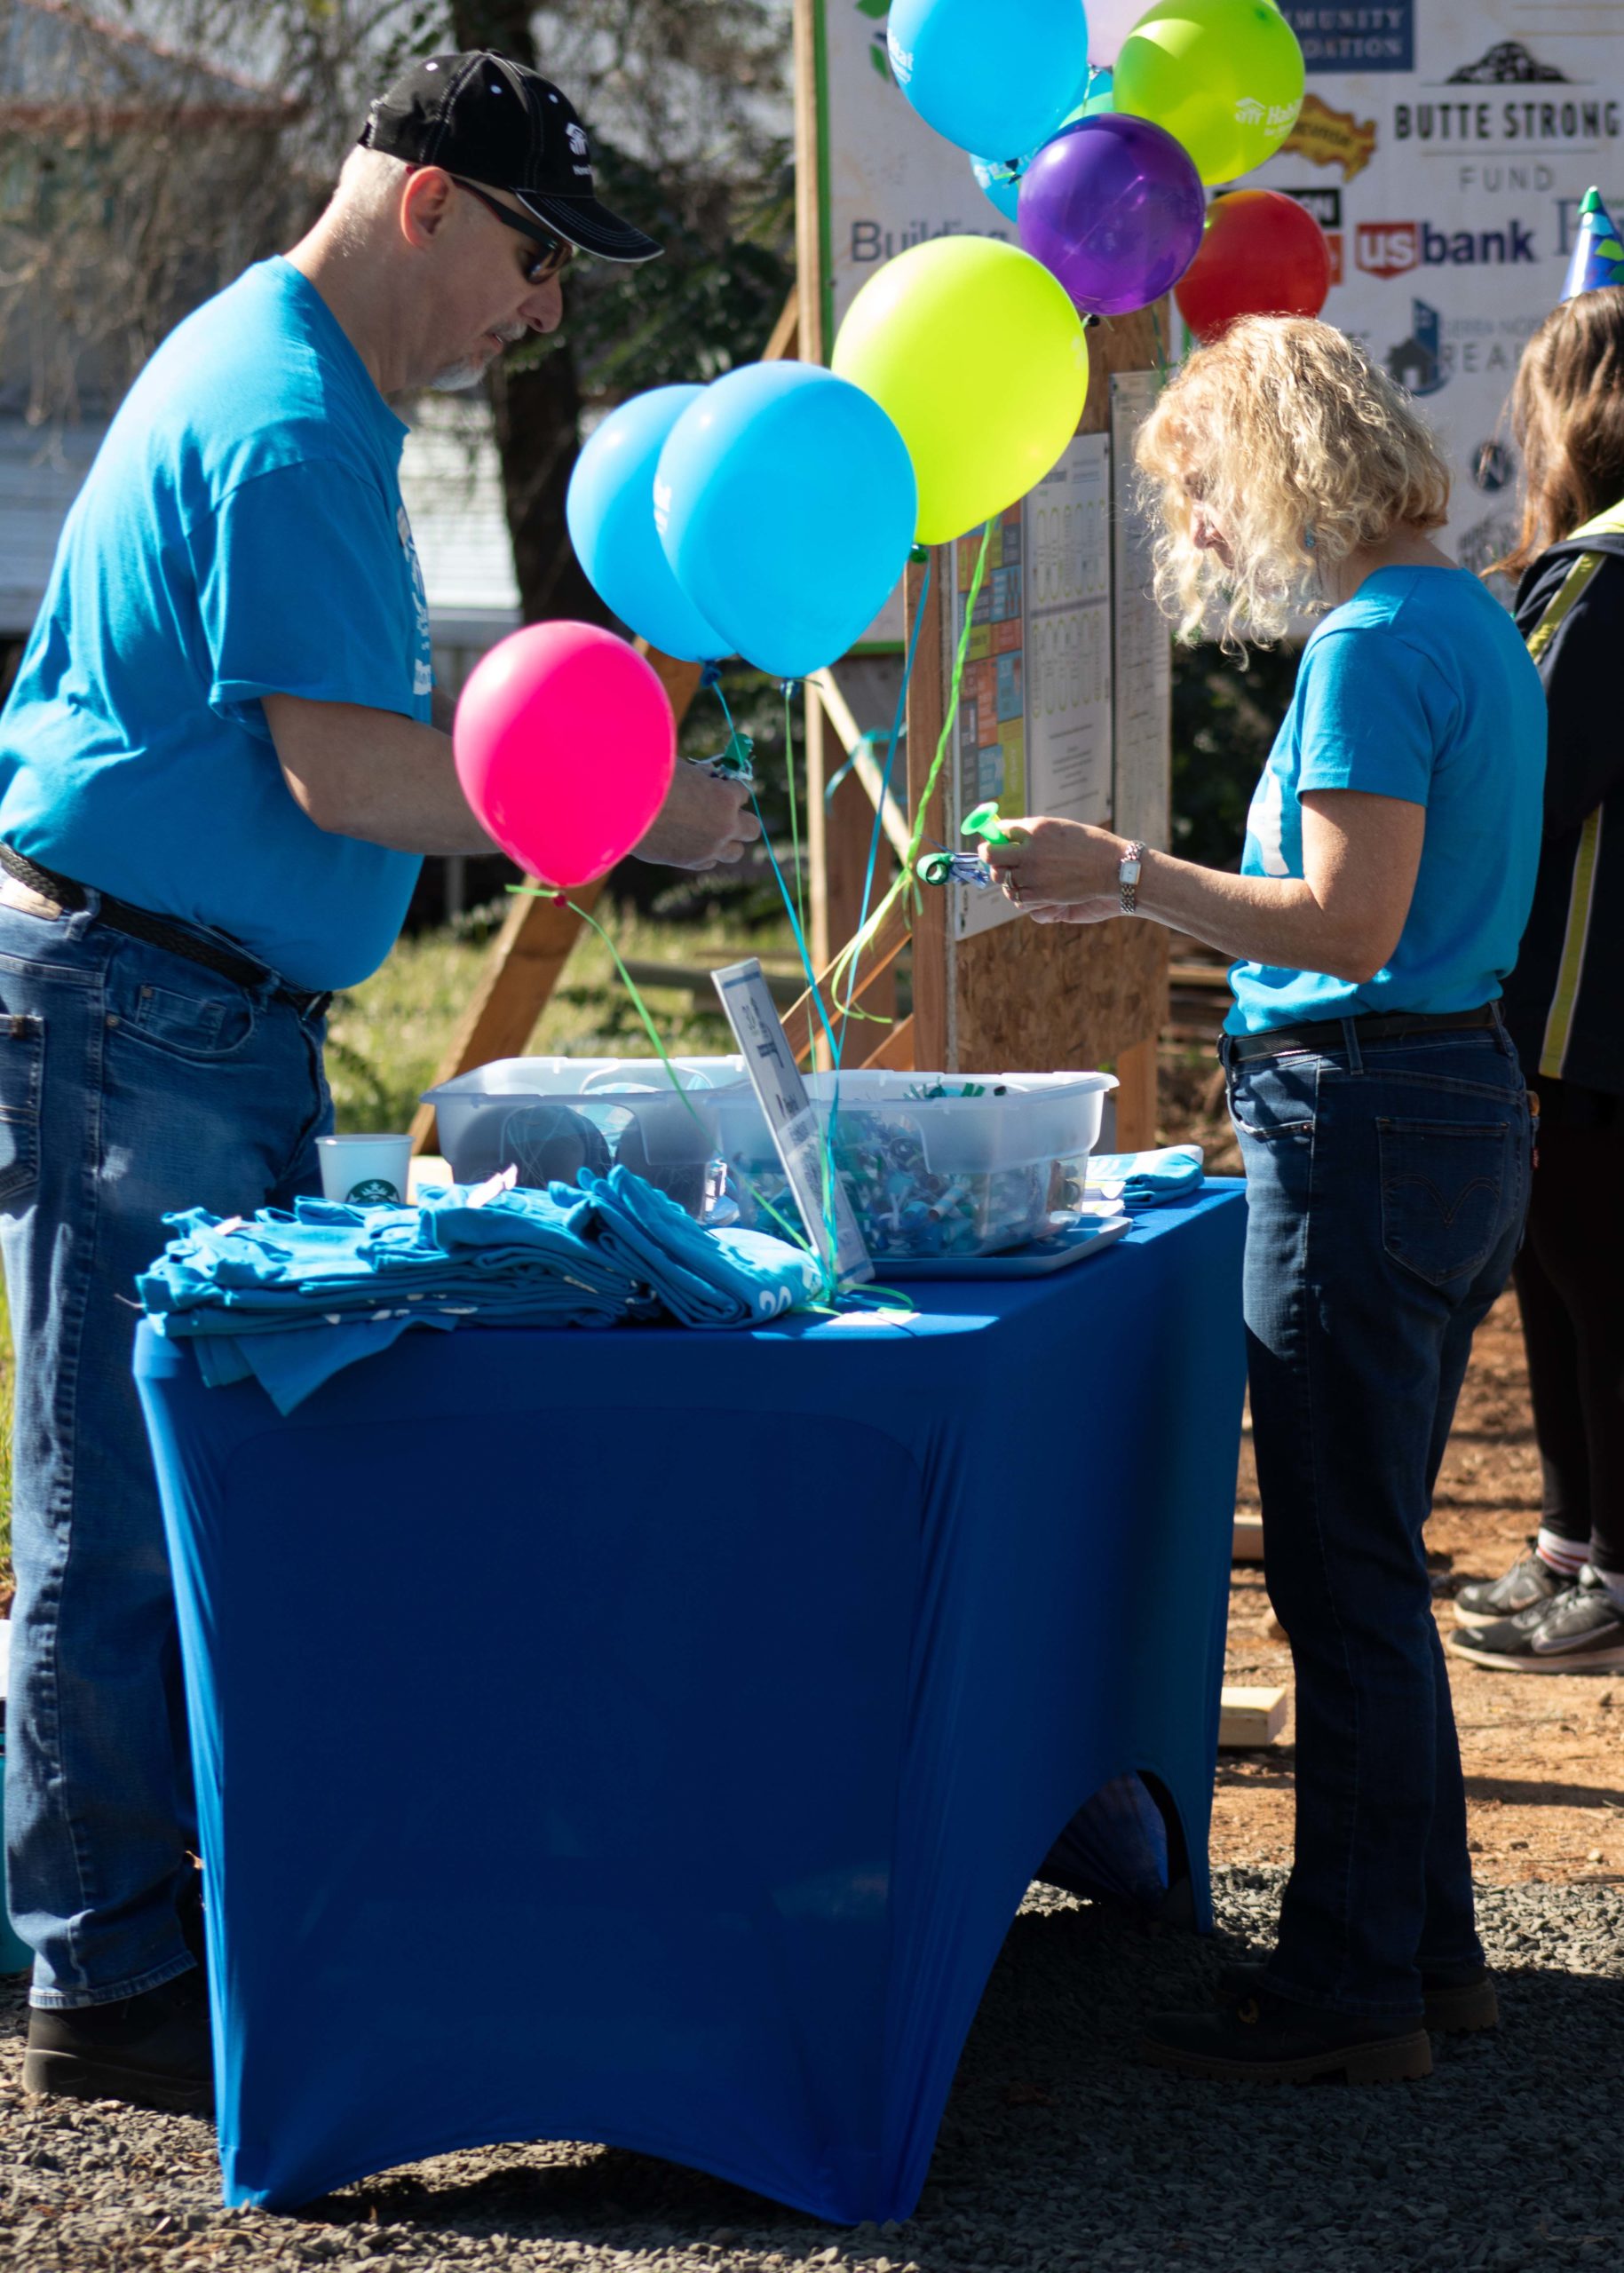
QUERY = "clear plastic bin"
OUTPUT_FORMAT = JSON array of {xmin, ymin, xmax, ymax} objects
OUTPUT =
[
  {"xmin": 421, "ymin": 1057, "xmax": 749, "ymax": 1216},
  {"xmin": 714, "ymin": 1069, "xmax": 1117, "ymax": 1261}
]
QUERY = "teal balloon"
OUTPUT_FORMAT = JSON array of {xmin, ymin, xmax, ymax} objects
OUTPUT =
[
  {"xmin": 566, "ymin": 385, "xmax": 728, "ymax": 661},
  {"xmin": 970, "ymin": 67, "xmax": 1113, "ymax": 224},
  {"xmin": 970, "ymin": 152, "xmax": 1024, "ymax": 222},
  {"xmin": 888, "ymin": 0, "xmax": 1090, "ymax": 160},
  {"xmin": 654, "ymin": 362, "xmax": 917, "ymax": 680}
]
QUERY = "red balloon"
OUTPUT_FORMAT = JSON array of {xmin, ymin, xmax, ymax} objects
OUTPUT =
[{"xmin": 1174, "ymin": 190, "xmax": 1333, "ymax": 343}]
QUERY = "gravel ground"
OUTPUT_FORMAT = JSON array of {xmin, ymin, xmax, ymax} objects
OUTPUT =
[{"xmin": 3, "ymin": 1869, "xmax": 1620, "ymax": 2273}]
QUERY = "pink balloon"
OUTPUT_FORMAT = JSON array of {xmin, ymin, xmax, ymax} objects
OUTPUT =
[{"xmin": 453, "ymin": 622, "xmax": 676, "ymax": 889}]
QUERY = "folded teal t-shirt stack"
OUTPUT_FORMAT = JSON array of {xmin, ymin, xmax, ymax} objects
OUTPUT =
[{"xmin": 139, "ymin": 1167, "xmax": 824, "ymax": 1414}]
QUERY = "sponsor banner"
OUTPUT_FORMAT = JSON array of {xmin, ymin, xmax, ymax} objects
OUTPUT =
[{"xmin": 1246, "ymin": 3, "xmax": 1624, "ymax": 573}]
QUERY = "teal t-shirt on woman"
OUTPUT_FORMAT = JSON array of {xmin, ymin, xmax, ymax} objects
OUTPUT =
[{"xmin": 1225, "ymin": 566, "xmax": 1548, "ymax": 1036}]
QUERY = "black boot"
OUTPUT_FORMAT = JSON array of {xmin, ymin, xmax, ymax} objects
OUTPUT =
[
  {"xmin": 23, "ymin": 1965, "xmax": 212, "ymax": 2114},
  {"xmin": 1215, "ymin": 1958, "xmax": 1498, "ymax": 2034},
  {"xmin": 1143, "ymin": 1989, "xmax": 1432, "ymax": 2084}
]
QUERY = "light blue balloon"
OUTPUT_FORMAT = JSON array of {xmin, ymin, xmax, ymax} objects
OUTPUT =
[
  {"xmin": 655, "ymin": 362, "xmax": 917, "ymax": 681},
  {"xmin": 970, "ymin": 63, "xmax": 1110, "ymax": 224},
  {"xmin": 970, "ymin": 153, "xmax": 1023, "ymax": 223},
  {"xmin": 566, "ymin": 385, "xmax": 729, "ymax": 662},
  {"xmin": 888, "ymin": 0, "xmax": 1089, "ymax": 161}
]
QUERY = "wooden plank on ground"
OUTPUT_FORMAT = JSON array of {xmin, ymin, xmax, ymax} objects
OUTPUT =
[
  {"xmin": 1232, "ymin": 1517, "xmax": 1265, "ymax": 1562},
  {"xmin": 1218, "ymin": 1686, "xmax": 1288, "ymax": 1749}
]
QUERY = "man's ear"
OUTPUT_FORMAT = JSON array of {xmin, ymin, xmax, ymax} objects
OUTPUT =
[{"xmin": 399, "ymin": 165, "xmax": 454, "ymax": 250}]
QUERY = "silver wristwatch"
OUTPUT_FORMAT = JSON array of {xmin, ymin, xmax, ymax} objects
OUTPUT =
[{"xmin": 1118, "ymin": 839, "xmax": 1147, "ymax": 915}]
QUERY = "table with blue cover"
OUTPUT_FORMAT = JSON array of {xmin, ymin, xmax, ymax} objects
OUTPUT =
[{"xmin": 135, "ymin": 1182, "xmax": 1247, "ymax": 2220}]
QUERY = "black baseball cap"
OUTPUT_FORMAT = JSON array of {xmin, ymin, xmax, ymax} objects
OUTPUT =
[{"xmin": 359, "ymin": 51, "xmax": 661, "ymax": 265}]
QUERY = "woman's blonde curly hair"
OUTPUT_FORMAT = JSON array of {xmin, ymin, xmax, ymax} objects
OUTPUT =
[{"xmin": 1135, "ymin": 315, "xmax": 1451, "ymax": 652}]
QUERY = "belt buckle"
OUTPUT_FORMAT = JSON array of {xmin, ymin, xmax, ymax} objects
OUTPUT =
[{"xmin": 0, "ymin": 876, "xmax": 64, "ymax": 920}]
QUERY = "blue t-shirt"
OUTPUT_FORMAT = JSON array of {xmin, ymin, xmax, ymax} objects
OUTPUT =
[
  {"xmin": 1226, "ymin": 566, "xmax": 1547, "ymax": 1034},
  {"xmin": 0, "ymin": 258, "xmax": 431, "ymax": 991}
]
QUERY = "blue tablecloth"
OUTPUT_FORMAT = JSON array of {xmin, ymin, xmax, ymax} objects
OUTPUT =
[{"xmin": 135, "ymin": 1182, "xmax": 1247, "ymax": 2220}]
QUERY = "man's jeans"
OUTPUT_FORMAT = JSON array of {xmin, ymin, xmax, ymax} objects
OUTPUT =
[
  {"xmin": 0, "ymin": 888, "xmax": 331, "ymax": 2006},
  {"xmin": 1224, "ymin": 1014, "xmax": 1531, "ymax": 2020}
]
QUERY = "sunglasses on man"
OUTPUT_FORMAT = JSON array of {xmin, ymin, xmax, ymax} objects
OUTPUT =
[{"xmin": 447, "ymin": 175, "xmax": 575, "ymax": 285}]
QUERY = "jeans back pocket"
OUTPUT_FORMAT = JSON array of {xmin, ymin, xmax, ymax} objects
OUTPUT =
[
  {"xmin": 0, "ymin": 1010, "xmax": 44, "ymax": 1207},
  {"xmin": 1378, "ymin": 1115, "xmax": 1513, "ymax": 1287}
]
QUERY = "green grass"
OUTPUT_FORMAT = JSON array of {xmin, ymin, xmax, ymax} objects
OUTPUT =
[{"xmin": 325, "ymin": 904, "xmax": 798, "ymax": 1135}]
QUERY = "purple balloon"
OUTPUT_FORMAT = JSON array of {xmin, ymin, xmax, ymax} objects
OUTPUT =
[{"xmin": 1018, "ymin": 113, "xmax": 1206, "ymax": 318}]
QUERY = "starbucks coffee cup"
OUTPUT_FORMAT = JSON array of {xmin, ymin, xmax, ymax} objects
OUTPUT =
[{"xmin": 316, "ymin": 1133, "xmax": 415, "ymax": 1207}]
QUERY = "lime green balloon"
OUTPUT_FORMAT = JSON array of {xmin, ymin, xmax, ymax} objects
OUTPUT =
[
  {"xmin": 1115, "ymin": 0, "xmax": 1304, "ymax": 185},
  {"xmin": 831, "ymin": 237, "xmax": 1089, "ymax": 545}
]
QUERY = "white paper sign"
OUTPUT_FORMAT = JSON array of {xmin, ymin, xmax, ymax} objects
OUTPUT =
[
  {"xmin": 1025, "ymin": 432, "xmax": 1114, "ymax": 832},
  {"xmin": 1110, "ymin": 371, "xmax": 1173, "ymax": 851},
  {"xmin": 711, "ymin": 960, "xmax": 873, "ymax": 1287}
]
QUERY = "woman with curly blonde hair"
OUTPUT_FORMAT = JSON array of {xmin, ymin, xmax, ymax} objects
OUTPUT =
[{"xmin": 985, "ymin": 317, "xmax": 1547, "ymax": 2084}]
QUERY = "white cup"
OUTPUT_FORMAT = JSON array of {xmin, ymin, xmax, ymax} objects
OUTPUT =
[{"xmin": 316, "ymin": 1133, "xmax": 415, "ymax": 1207}]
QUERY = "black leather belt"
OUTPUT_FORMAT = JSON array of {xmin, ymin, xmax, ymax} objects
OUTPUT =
[
  {"xmin": 1224, "ymin": 1002, "xmax": 1500, "ymax": 1063},
  {"xmin": 0, "ymin": 842, "xmax": 332, "ymax": 1021}
]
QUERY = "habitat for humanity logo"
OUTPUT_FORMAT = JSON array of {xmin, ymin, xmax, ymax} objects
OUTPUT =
[
  {"xmin": 1355, "ymin": 218, "xmax": 1537, "ymax": 276},
  {"xmin": 1279, "ymin": 3, "xmax": 1412, "ymax": 75}
]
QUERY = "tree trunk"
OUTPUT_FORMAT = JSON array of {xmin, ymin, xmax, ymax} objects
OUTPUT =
[{"xmin": 447, "ymin": 1, "xmax": 604, "ymax": 629}]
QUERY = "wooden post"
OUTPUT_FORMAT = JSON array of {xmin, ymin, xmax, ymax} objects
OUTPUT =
[
  {"xmin": 905, "ymin": 551, "xmax": 949, "ymax": 1069},
  {"xmin": 1113, "ymin": 1034, "xmax": 1161, "ymax": 1153}
]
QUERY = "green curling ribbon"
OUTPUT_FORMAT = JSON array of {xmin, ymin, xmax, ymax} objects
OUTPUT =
[{"xmin": 827, "ymin": 518, "xmax": 995, "ymax": 1010}]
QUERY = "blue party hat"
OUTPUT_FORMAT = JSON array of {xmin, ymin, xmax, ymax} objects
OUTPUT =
[{"xmin": 1562, "ymin": 186, "xmax": 1624, "ymax": 300}]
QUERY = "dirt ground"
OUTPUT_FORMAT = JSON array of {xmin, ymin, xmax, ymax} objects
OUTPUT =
[{"xmin": 1160, "ymin": 1010, "xmax": 1624, "ymax": 1894}]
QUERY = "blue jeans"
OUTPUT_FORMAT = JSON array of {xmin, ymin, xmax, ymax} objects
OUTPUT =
[
  {"xmin": 1224, "ymin": 1014, "xmax": 1531, "ymax": 2021},
  {"xmin": 0, "ymin": 888, "xmax": 331, "ymax": 2007}
]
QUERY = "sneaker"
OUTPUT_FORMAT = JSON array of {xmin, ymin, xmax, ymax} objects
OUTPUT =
[
  {"xmin": 1216, "ymin": 1960, "xmax": 1498, "ymax": 2034},
  {"xmin": 1142, "ymin": 1990, "xmax": 1431, "ymax": 2085},
  {"xmin": 23, "ymin": 1965, "xmax": 212, "ymax": 2114},
  {"xmin": 1453, "ymin": 1546, "xmax": 1575, "ymax": 1627},
  {"xmin": 1447, "ymin": 1566, "xmax": 1624, "ymax": 1674}
]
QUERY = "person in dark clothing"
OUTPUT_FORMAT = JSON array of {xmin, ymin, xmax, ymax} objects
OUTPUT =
[{"xmin": 1450, "ymin": 288, "xmax": 1624, "ymax": 1674}]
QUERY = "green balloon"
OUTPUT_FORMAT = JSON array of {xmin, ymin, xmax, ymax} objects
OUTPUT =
[
  {"xmin": 1115, "ymin": 0, "xmax": 1304, "ymax": 186},
  {"xmin": 833, "ymin": 237, "xmax": 1089, "ymax": 546}
]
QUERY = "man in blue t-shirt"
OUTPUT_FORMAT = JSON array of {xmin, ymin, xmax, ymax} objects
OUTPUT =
[{"xmin": 0, "ymin": 51, "xmax": 757, "ymax": 2113}]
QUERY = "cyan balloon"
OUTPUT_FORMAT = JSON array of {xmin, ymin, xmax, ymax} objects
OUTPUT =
[
  {"xmin": 566, "ymin": 385, "xmax": 729, "ymax": 662},
  {"xmin": 970, "ymin": 65, "xmax": 1113, "ymax": 226},
  {"xmin": 654, "ymin": 362, "xmax": 917, "ymax": 681},
  {"xmin": 970, "ymin": 153, "xmax": 1024, "ymax": 223},
  {"xmin": 888, "ymin": 0, "xmax": 1090, "ymax": 162}
]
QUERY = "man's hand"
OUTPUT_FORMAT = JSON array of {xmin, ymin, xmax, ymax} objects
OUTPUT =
[{"xmin": 633, "ymin": 763, "xmax": 762, "ymax": 872}]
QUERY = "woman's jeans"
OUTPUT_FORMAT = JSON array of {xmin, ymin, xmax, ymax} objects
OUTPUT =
[
  {"xmin": 1224, "ymin": 1012, "xmax": 1531, "ymax": 2021},
  {"xmin": 0, "ymin": 887, "xmax": 331, "ymax": 2007}
]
